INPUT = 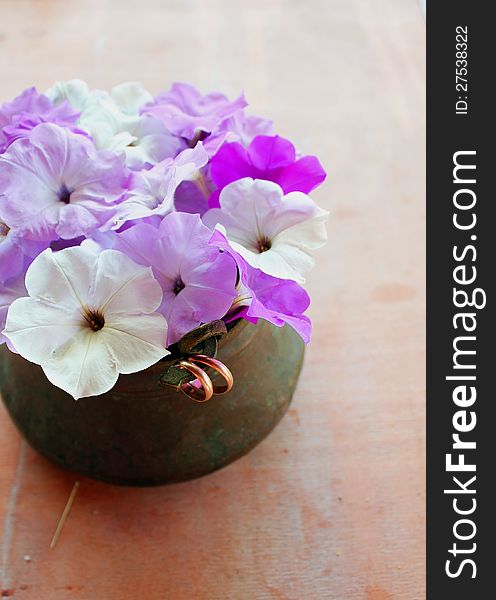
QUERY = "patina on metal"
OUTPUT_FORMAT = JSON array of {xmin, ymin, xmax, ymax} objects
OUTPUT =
[{"xmin": 0, "ymin": 320, "xmax": 305, "ymax": 486}]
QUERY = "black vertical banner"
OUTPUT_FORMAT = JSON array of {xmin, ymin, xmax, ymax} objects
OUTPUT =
[{"xmin": 427, "ymin": 3, "xmax": 494, "ymax": 597}]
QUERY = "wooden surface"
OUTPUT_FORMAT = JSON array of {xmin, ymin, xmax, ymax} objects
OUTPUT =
[{"xmin": 0, "ymin": 1, "xmax": 426, "ymax": 598}]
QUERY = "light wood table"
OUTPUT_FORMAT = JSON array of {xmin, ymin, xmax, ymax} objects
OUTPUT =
[{"xmin": 0, "ymin": 1, "xmax": 425, "ymax": 598}]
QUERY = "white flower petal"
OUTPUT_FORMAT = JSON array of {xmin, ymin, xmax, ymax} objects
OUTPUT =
[
  {"xmin": 4, "ymin": 245, "xmax": 169, "ymax": 399},
  {"xmin": 111, "ymin": 82, "xmax": 153, "ymax": 115},
  {"xmin": 203, "ymin": 178, "xmax": 328, "ymax": 282},
  {"xmin": 102, "ymin": 313, "xmax": 169, "ymax": 374},
  {"xmin": 79, "ymin": 98, "xmax": 131, "ymax": 149},
  {"xmin": 4, "ymin": 297, "xmax": 82, "ymax": 363},
  {"xmin": 45, "ymin": 79, "xmax": 91, "ymax": 110},
  {"xmin": 90, "ymin": 249, "xmax": 163, "ymax": 315},
  {"xmin": 274, "ymin": 208, "xmax": 328, "ymax": 251},
  {"xmin": 25, "ymin": 247, "xmax": 96, "ymax": 309},
  {"xmin": 205, "ymin": 178, "xmax": 284, "ymax": 245},
  {"xmin": 268, "ymin": 191, "xmax": 329, "ymax": 239},
  {"xmin": 42, "ymin": 330, "xmax": 119, "ymax": 399},
  {"xmin": 228, "ymin": 239, "xmax": 309, "ymax": 283}
]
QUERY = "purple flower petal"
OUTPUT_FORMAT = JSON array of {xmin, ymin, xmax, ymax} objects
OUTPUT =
[
  {"xmin": 247, "ymin": 135, "xmax": 296, "ymax": 171},
  {"xmin": 173, "ymin": 180, "xmax": 211, "ymax": 216},
  {"xmin": 210, "ymin": 230, "xmax": 312, "ymax": 343},
  {"xmin": 0, "ymin": 124, "xmax": 129, "ymax": 242},
  {"xmin": 217, "ymin": 111, "xmax": 275, "ymax": 147},
  {"xmin": 208, "ymin": 135, "xmax": 326, "ymax": 207},
  {"xmin": 118, "ymin": 142, "xmax": 208, "ymax": 223},
  {"xmin": 0, "ymin": 222, "xmax": 49, "ymax": 282},
  {"xmin": 276, "ymin": 155, "xmax": 329, "ymax": 194},
  {"xmin": 113, "ymin": 212, "xmax": 237, "ymax": 345},
  {"xmin": 0, "ymin": 86, "xmax": 80, "ymax": 152},
  {"xmin": 142, "ymin": 82, "xmax": 247, "ymax": 141}
]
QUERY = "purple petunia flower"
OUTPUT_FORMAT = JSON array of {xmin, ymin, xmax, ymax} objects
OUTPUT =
[
  {"xmin": 113, "ymin": 212, "xmax": 237, "ymax": 345},
  {"xmin": 210, "ymin": 230, "xmax": 312, "ymax": 343},
  {"xmin": 142, "ymin": 82, "xmax": 247, "ymax": 142},
  {"xmin": 0, "ymin": 123, "xmax": 129, "ymax": 242},
  {"xmin": 208, "ymin": 135, "xmax": 326, "ymax": 208},
  {"xmin": 0, "ymin": 87, "xmax": 80, "ymax": 153}
]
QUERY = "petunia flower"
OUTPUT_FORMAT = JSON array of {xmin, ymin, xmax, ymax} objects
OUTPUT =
[
  {"xmin": 116, "ymin": 142, "xmax": 208, "ymax": 224},
  {"xmin": 208, "ymin": 135, "xmax": 326, "ymax": 207},
  {"xmin": 203, "ymin": 178, "xmax": 328, "ymax": 283},
  {"xmin": 3, "ymin": 246, "xmax": 169, "ymax": 399},
  {"xmin": 210, "ymin": 230, "xmax": 312, "ymax": 343},
  {"xmin": 0, "ymin": 86, "xmax": 80, "ymax": 152},
  {"xmin": 0, "ymin": 123, "xmax": 129, "ymax": 242},
  {"xmin": 142, "ymin": 82, "xmax": 247, "ymax": 142},
  {"xmin": 113, "ymin": 212, "xmax": 237, "ymax": 345}
]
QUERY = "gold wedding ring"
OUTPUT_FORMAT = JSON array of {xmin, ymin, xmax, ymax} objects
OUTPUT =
[
  {"xmin": 177, "ymin": 360, "xmax": 214, "ymax": 403},
  {"xmin": 177, "ymin": 354, "xmax": 234, "ymax": 403},
  {"xmin": 188, "ymin": 354, "xmax": 234, "ymax": 395}
]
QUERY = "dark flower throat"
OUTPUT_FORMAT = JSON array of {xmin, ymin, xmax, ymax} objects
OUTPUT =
[
  {"xmin": 83, "ymin": 308, "xmax": 106, "ymax": 332},
  {"xmin": 257, "ymin": 237, "xmax": 272, "ymax": 253},
  {"xmin": 58, "ymin": 184, "xmax": 72, "ymax": 204},
  {"xmin": 173, "ymin": 278, "xmax": 185, "ymax": 295}
]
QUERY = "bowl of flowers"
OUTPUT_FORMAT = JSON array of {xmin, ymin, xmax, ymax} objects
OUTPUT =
[{"xmin": 0, "ymin": 81, "xmax": 327, "ymax": 485}]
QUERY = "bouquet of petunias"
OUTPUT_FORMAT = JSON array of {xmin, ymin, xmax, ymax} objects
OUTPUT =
[{"xmin": 0, "ymin": 80, "xmax": 328, "ymax": 400}]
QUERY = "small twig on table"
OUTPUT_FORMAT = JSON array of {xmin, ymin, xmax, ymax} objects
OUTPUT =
[{"xmin": 49, "ymin": 481, "xmax": 80, "ymax": 549}]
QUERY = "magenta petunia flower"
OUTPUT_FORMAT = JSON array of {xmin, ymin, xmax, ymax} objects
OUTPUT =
[
  {"xmin": 0, "ymin": 87, "xmax": 80, "ymax": 152},
  {"xmin": 208, "ymin": 135, "xmax": 326, "ymax": 207},
  {"xmin": 210, "ymin": 230, "xmax": 312, "ymax": 343},
  {"xmin": 113, "ymin": 212, "xmax": 237, "ymax": 345},
  {"xmin": 0, "ymin": 123, "xmax": 129, "ymax": 242},
  {"xmin": 142, "ymin": 82, "xmax": 247, "ymax": 142}
]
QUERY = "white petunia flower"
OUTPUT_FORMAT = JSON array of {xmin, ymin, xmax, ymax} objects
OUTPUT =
[
  {"xmin": 47, "ymin": 80, "xmax": 184, "ymax": 170},
  {"xmin": 3, "ymin": 247, "xmax": 169, "ymax": 399},
  {"xmin": 203, "ymin": 178, "xmax": 328, "ymax": 283}
]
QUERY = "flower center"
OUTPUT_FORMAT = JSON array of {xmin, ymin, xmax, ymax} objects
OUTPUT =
[
  {"xmin": 58, "ymin": 184, "xmax": 73, "ymax": 204},
  {"xmin": 257, "ymin": 237, "xmax": 272, "ymax": 253},
  {"xmin": 173, "ymin": 277, "xmax": 185, "ymax": 295},
  {"xmin": 187, "ymin": 129, "xmax": 209, "ymax": 148},
  {"xmin": 83, "ymin": 308, "xmax": 106, "ymax": 332},
  {"xmin": 0, "ymin": 221, "xmax": 10, "ymax": 238}
]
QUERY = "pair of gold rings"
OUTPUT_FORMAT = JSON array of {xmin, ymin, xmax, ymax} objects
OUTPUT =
[{"xmin": 177, "ymin": 354, "xmax": 234, "ymax": 403}]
